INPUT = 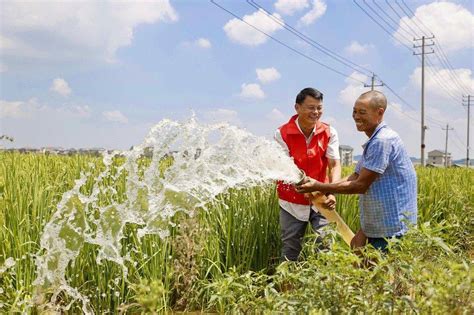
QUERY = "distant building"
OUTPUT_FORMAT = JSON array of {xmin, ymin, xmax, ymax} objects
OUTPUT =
[
  {"xmin": 339, "ymin": 145, "xmax": 353, "ymax": 166},
  {"xmin": 427, "ymin": 149, "xmax": 452, "ymax": 167}
]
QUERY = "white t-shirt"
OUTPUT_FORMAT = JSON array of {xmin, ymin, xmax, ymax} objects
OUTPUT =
[{"xmin": 274, "ymin": 117, "xmax": 340, "ymax": 221}]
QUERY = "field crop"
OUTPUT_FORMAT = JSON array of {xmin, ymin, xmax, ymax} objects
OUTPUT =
[{"xmin": 0, "ymin": 152, "xmax": 473, "ymax": 313}]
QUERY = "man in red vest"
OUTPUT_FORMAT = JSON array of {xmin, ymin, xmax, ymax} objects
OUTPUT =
[{"xmin": 275, "ymin": 87, "xmax": 341, "ymax": 261}]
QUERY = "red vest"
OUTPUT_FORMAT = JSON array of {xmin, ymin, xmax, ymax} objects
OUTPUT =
[{"xmin": 277, "ymin": 115, "xmax": 331, "ymax": 205}]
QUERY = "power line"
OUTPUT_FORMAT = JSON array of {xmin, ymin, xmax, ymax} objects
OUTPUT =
[
  {"xmin": 435, "ymin": 40, "xmax": 472, "ymax": 94},
  {"xmin": 353, "ymin": 0, "xmax": 412, "ymax": 52},
  {"xmin": 394, "ymin": 0, "xmax": 426, "ymax": 37},
  {"xmin": 362, "ymin": 1, "xmax": 464, "ymax": 108},
  {"xmin": 453, "ymin": 128, "xmax": 466, "ymax": 147},
  {"xmin": 381, "ymin": 82, "xmax": 443, "ymax": 128},
  {"xmin": 386, "ymin": 100, "xmax": 421, "ymax": 124},
  {"xmin": 251, "ymin": 0, "xmax": 428, "ymax": 125},
  {"xmin": 384, "ymin": 0, "xmax": 421, "ymax": 38},
  {"xmin": 362, "ymin": 0, "xmax": 413, "ymax": 44},
  {"xmin": 431, "ymin": 48, "xmax": 470, "ymax": 95},
  {"xmin": 353, "ymin": 1, "xmax": 461, "ymax": 130},
  {"xmin": 424, "ymin": 57, "xmax": 463, "ymax": 102},
  {"xmin": 210, "ymin": 0, "xmax": 367, "ymax": 85},
  {"xmin": 399, "ymin": 0, "xmax": 433, "ymax": 36},
  {"xmin": 372, "ymin": 0, "xmax": 413, "ymax": 40},
  {"xmin": 449, "ymin": 133, "xmax": 465, "ymax": 153},
  {"xmin": 213, "ymin": 0, "xmax": 449, "ymax": 132},
  {"xmin": 399, "ymin": 0, "xmax": 472, "ymax": 95},
  {"xmin": 252, "ymin": 0, "xmax": 446, "ymax": 128},
  {"xmin": 248, "ymin": 0, "xmax": 374, "ymax": 77},
  {"xmin": 366, "ymin": 1, "xmax": 464, "ymax": 103}
]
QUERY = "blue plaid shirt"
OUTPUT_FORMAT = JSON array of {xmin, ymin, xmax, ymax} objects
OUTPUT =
[{"xmin": 355, "ymin": 122, "xmax": 417, "ymax": 238}]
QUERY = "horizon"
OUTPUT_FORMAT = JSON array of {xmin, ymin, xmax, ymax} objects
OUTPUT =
[{"xmin": 1, "ymin": 0, "xmax": 472, "ymax": 160}]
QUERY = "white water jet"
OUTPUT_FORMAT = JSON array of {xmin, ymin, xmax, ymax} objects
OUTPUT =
[{"xmin": 33, "ymin": 117, "xmax": 301, "ymax": 313}]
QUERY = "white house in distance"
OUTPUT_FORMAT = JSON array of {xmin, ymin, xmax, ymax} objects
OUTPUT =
[
  {"xmin": 339, "ymin": 145, "xmax": 353, "ymax": 166},
  {"xmin": 427, "ymin": 149, "xmax": 452, "ymax": 167}
]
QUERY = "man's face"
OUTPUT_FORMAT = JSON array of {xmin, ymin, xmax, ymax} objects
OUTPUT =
[
  {"xmin": 352, "ymin": 99, "xmax": 383, "ymax": 134},
  {"xmin": 295, "ymin": 96, "xmax": 323, "ymax": 127}
]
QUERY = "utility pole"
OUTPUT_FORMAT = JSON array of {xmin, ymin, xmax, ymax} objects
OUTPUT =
[
  {"xmin": 463, "ymin": 95, "xmax": 472, "ymax": 167},
  {"xmin": 442, "ymin": 124, "xmax": 453, "ymax": 168},
  {"xmin": 413, "ymin": 35, "xmax": 435, "ymax": 167},
  {"xmin": 364, "ymin": 73, "xmax": 384, "ymax": 91}
]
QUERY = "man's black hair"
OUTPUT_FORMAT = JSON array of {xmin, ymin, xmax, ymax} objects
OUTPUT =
[{"xmin": 295, "ymin": 87, "xmax": 323, "ymax": 104}]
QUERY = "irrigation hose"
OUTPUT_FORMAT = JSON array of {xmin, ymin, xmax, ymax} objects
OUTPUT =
[{"xmin": 309, "ymin": 192, "xmax": 355, "ymax": 246}]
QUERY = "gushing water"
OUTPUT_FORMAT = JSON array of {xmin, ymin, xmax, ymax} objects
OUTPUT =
[{"xmin": 33, "ymin": 117, "xmax": 301, "ymax": 313}]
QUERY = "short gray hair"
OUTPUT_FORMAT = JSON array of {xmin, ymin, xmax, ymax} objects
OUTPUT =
[{"xmin": 357, "ymin": 90, "xmax": 387, "ymax": 110}]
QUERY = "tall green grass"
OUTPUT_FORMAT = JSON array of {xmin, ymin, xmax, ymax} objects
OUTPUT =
[{"xmin": 0, "ymin": 153, "xmax": 472, "ymax": 313}]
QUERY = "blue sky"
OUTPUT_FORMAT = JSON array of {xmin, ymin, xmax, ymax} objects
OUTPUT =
[{"xmin": 0, "ymin": 0, "xmax": 472, "ymax": 159}]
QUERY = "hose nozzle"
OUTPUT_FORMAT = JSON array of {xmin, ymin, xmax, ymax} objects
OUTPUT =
[{"xmin": 294, "ymin": 169, "xmax": 306, "ymax": 185}]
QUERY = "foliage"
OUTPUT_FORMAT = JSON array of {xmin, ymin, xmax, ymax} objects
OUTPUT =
[{"xmin": 0, "ymin": 153, "xmax": 472, "ymax": 313}]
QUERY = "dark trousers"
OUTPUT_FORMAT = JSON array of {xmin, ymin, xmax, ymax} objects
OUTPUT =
[
  {"xmin": 368, "ymin": 235, "xmax": 402, "ymax": 252},
  {"xmin": 280, "ymin": 206, "xmax": 329, "ymax": 261}
]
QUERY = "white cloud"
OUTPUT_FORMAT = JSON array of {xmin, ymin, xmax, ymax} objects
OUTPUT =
[
  {"xmin": 207, "ymin": 108, "xmax": 241, "ymax": 125},
  {"xmin": 0, "ymin": 98, "xmax": 91, "ymax": 120},
  {"xmin": 223, "ymin": 9, "xmax": 284, "ymax": 46},
  {"xmin": 256, "ymin": 67, "xmax": 281, "ymax": 84},
  {"xmin": 345, "ymin": 41, "xmax": 374, "ymax": 55},
  {"xmin": 274, "ymin": 0, "xmax": 309, "ymax": 16},
  {"xmin": 0, "ymin": 0, "xmax": 178, "ymax": 63},
  {"xmin": 196, "ymin": 38, "xmax": 211, "ymax": 49},
  {"xmin": 299, "ymin": 0, "xmax": 327, "ymax": 26},
  {"xmin": 1, "ymin": 98, "xmax": 148, "ymax": 150},
  {"xmin": 0, "ymin": 34, "xmax": 21, "ymax": 51},
  {"xmin": 338, "ymin": 72, "xmax": 370, "ymax": 107},
  {"xmin": 0, "ymin": 99, "xmax": 43, "ymax": 119},
  {"xmin": 266, "ymin": 108, "xmax": 286, "ymax": 124},
  {"xmin": 59, "ymin": 105, "xmax": 91, "ymax": 118},
  {"xmin": 50, "ymin": 78, "xmax": 72, "ymax": 97},
  {"xmin": 409, "ymin": 66, "xmax": 473, "ymax": 100},
  {"xmin": 103, "ymin": 110, "xmax": 129, "ymax": 124},
  {"xmin": 239, "ymin": 83, "xmax": 265, "ymax": 100},
  {"xmin": 0, "ymin": 34, "xmax": 40, "ymax": 59},
  {"xmin": 394, "ymin": 2, "xmax": 473, "ymax": 53}
]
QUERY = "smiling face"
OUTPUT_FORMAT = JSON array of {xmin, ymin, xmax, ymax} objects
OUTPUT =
[
  {"xmin": 352, "ymin": 98, "xmax": 385, "ymax": 137},
  {"xmin": 295, "ymin": 95, "xmax": 323, "ymax": 129}
]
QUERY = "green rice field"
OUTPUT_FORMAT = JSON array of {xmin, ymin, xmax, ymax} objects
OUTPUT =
[{"xmin": 0, "ymin": 152, "xmax": 473, "ymax": 313}]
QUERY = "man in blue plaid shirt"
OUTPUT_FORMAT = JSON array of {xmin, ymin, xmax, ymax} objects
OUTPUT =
[{"xmin": 296, "ymin": 90, "xmax": 417, "ymax": 251}]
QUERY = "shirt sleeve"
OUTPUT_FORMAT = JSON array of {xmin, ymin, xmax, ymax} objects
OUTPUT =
[
  {"xmin": 274, "ymin": 128, "xmax": 290, "ymax": 156},
  {"xmin": 326, "ymin": 126, "xmax": 340, "ymax": 160},
  {"xmin": 362, "ymin": 138, "xmax": 391, "ymax": 174}
]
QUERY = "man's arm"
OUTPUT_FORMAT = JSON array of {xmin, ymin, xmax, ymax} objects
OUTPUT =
[
  {"xmin": 323, "ymin": 158, "xmax": 341, "ymax": 209},
  {"xmin": 327, "ymin": 158, "xmax": 341, "ymax": 183},
  {"xmin": 296, "ymin": 167, "xmax": 378, "ymax": 195}
]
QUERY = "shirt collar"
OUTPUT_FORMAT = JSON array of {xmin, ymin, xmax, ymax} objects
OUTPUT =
[
  {"xmin": 295, "ymin": 116, "xmax": 315, "ymax": 139},
  {"xmin": 362, "ymin": 121, "xmax": 387, "ymax": 149}
]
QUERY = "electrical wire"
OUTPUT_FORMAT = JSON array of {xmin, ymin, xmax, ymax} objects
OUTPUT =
[
  {"xmin": 248, "ymin": 0, "xmax": 374, "ymax": 77},
  {"xmin": 399, "ymin": 0, "xmax": 472, "ymax": 94},
  {"xmin": 352, "ymin": 0, "xmax": 413, "ymax": 52},
  {"xmin": 210, "ymin": 0, "xmax": 367, "ymax": 85}
]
